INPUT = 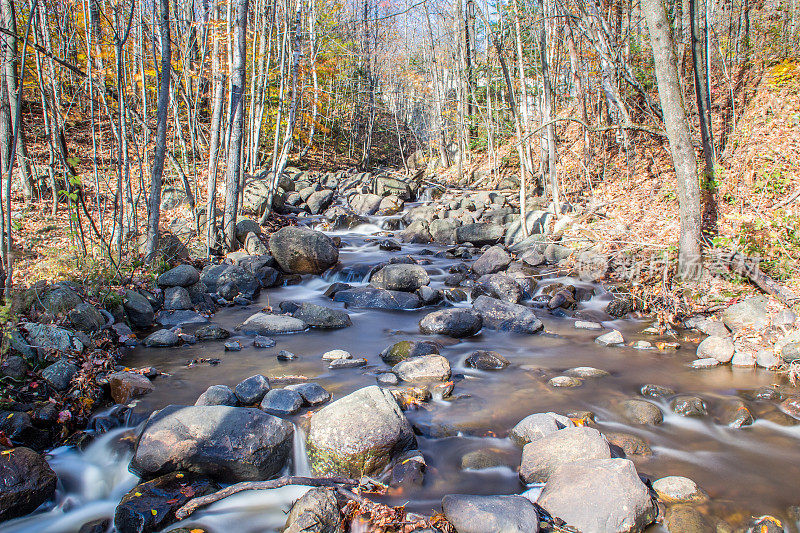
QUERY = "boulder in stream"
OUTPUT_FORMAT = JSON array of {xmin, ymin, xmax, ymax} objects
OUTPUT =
[
  {"xmin": 519, "ymin": 427, "xmax": 611, "ymax": 483},
  {"xmin": 0, "ymin": 446, "xmax": 58, "ymax": 521},
  {"xmin": 442, "ymin": 494, "xmax": 539, "ymax": 533},
  {"xmin": 370, "ymin": 264, "xmax": 430, "ymax": 292},
  {"xmin": 269, "ymin": 226, "xmax": 339, "ymax": 275},
  {"xmin": 472, "ymin": 295, "xmax": 542, "ymax": 334},
  {"xmin": 333, "ymin": 286, "xmax": 422, "ymax": 310},
  {"xmin": 419, "ymin": 308, "xmax": 482, "ymax": 338},
  {"xmin": 240, "ymin": 312, "xmax": 308, "ymax": 335},
  {"xmin": 392, "ymin": 355, "xmax": 451, "ymax": 382}
]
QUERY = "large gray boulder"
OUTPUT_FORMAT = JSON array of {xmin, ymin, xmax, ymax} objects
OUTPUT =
[
  {"xmin": 350, "ymin": 193, "xmax": 383, "ymax": 215},
  {"xmin": 290, "ymin": 302, "xmax": 351, "ymax": 329},
  {"xmin": 380, "ymin": 340, "xmax": 440, "ymax": 364},
  {"xmin": 240, "ymin": 313, "xmax": 308, "ymax": 335},
  {"xmin": 333, "ymin": 286, "xmax": 422, "ymax": 310},
  {"xmin": 473, "ymin": 295, "xmax": 543, "ymax": 334},
  {"xmin": 696, "ymin": 335, "xmax": 735, "ymax": 363},
  {"xmin": 123, "ymin": 290, "xmax": 154, "ymax": 328},
  {"xmin": 284, "ymin": 487, "xmax": 343, "ymax": 533},
  {"xmin": 216, "ymin": 265, "xmax": 261, "ymax": 300},
  {"xmin": 392, "ymin": 355, "xmax": 451, "ymax": 382},
  {"xmin": 519, "ymin": 427, "xmax": 611, "ymax": 483},
  {"xmin": 157, "ymin": 264, "xmax": 200, "ymax": 288},
  {"xmin": 130, "ymin": 405, "xmax": 293, "ymax": 483},
  {"xmin": 722, "ymin": 296, "xmax": 771, "ymax": 331},
  {"xmin": 455, "ymin": 223, "xmax": 504, "ymax": 245},
  {"xmin": 0, "ymin": 447, "xmax": 58, "ymax": 521},
  {"xmin": 428, "ymin": 218, "xmax": 460, "ymax": 244},
  {"xmin": 399, "ymin": 220, "xmax": 432, "ymax": 243},
  {"xmin": 370, "ymin": 264, "xmax": 430, "ymax": 292},
  {"xmin": 471, "ymin": 245, "xmax": 512, "ymax": 276},
  {"xmin": 442, "ymin": 494, "xmax": 539, "ymax": 533},
  {"xmin": 24, "ymin": 323, "xmax": 85, "ymax": 352},
  {"xmin": 419, "ymin": 308, "xmax": 482, "ymax": 338},
  {"xmin": 307, "ymin": 189, "xmax": 334, "ymax": 214},
  {"xmin": 537, "ymin": 458, "xmax": 657, "ymax": 532},
  {"xmin": 68, "ymin": 303, "xmax": 106, "ymax": 333},
  {"xmin": 307, "ymin": 386, "xmax": 416, "ymax": 477},
  {"xmin": 505, "ymin": 211, "xmax": 551, "ymax": 246},
  {"xmin": 39, "ymin": 285, "xmax": 82, "ymax": 315},
  {"xmin": 474, "ymin": 274, "xmax": 522, "ymax": 303},
  {"xmin": 269, "ymin": 226, "xmax": 339, "ymax": 275}
]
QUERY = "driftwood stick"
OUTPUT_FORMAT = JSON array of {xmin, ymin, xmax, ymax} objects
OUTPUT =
[
  {"xmin": 175, "ymin": 476, "xmax": 360, "ymax": 519},
  {"xmin": 724, "ymin": 252, "xmax": 800, "ymax": 306}
]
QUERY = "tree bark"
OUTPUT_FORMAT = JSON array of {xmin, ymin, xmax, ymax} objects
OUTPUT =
[{"xmin": 643, "ymin": 0, "xmax": 702, "ymax": 278}]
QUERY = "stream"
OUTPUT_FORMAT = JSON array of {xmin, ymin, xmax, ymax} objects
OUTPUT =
[{"xmin": 3, "ymin": 199, "xmax": 800, "ymax": 532}]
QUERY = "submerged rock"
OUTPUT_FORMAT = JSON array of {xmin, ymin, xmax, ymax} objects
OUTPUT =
[
  {"xmin": 240, "ymin": 313, "xmax": 308, "ymax": 335},
  {"xmin": 333, "ymin": 286, "xmax": 422, "ymax": 309},
  {"xmin": 465, "ymin": 350, "xmax": 509, "ymax": 370}
]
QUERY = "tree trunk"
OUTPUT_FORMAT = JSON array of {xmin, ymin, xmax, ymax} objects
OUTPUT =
[
  {"xmin": 145, "ymin": 0, "xmax": 171, "ymax": 261},
  {"xmin": 643, "ymin": 0, "xmax": 702, "ymax": 278},
  {"xmin": 223, "ymin": 0, "xmax": 249, "ymax": 250},
  {"xmin": 207, "ymin": 0, "xmax": 225, "ymax": 255}
]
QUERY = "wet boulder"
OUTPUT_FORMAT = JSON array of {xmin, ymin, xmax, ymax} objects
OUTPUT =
[
  {"xmin": 41, "ymin": 358, "xmax": 79, "ymax": 391},
  {"xmin": 620, "ymin": 399, "xmax": 664, "ymax": 425},
  {"xmin": 0, "ymin": 411, "xmax": 48, "ymax": 450},
  {"xmin": 163, "ymin": 287, "xmax": 193, "ymax": 310},
  {"xmin": 350, "ymin": 193, "xmax": 383, "ymax": 215},
  {"xmin": 370, "ymin": 264, "xmax": 430, "ymax": 292},
  {"xmin": 307, "ymin": 386, "xmax": 416, "ymax": 477},
  {"xmin": 471, "ymin": 245, "xmax": 512, "ymax": 276},
  {"xmin": 399, "ymin": 220, "xmax": 433, "ymax": 243},
  {"xmin": 108, "ymin": 371, "xmax": 154, "ymax": 404},
  {"xmin": 0, "ymin": 447, "xmax": 58, "ymax": 521},
  {"xmin": 307, "ymin": 189, "xmax": 334, "ymax": 214},
  {"xmin": 195, "ymin": 385, "xmax": 238, "ymax": 406},
  {"xmin": 472, "ymin": 295, "xmax": 542, "ymax": 334},
  {"xmin": 114, "ymin": 472, "xmax": 219, "ymax": 533},
  {"xmin": 234, "ymin": 375, "xmax": 271, "ymax": 404},
  {"xmin": 442, "ymin": 494, "xmax": 539, "ymax": 533},
  {"xmin": 123, "ymin": 290, "xmax": 154, "ymax": 328},
  {"xmin": 519, "ymin": 427, "xmax": 611, "ymax": 483},
  {"xmin": 260, "ymin": 388, "xmax": 304, "ymax": 416},
  {"xmin": 380, "ymin": 340, "xmax": 440, "ymax": 365},
  {"xmin": 216, "ymin": 265, "xmax": 261, "ymax": 300},
  {"xmin": 465, "ymin": 350, "xmax": 509, "ymax": 370},
  {"xmin": 157, "ymin": 264, "xmax": 200, "ymax": 288},
  {"xmin": 199, "ymin": 263, "xmax": 230, "ymax": 293},
  {"xmin": 240, "ymin": 312, "xmax": 308, "ymax": 335},
  {"xmin": 130, "ymin": 405, "xmax": 293, "ymax": 483},
  {"xmin": 143, "ymin": 329, "xmax": 182, "ymax": 347},
  {"xmin": 284, "ymin": 487, "xmax": 343, "ymax": 533},
  {"xmin": 269, "ymin": 226, "xmax": 339, "ymax": 275},
  {"xmin": 429, "ymin": 218, "xmax": 461, "ymax": 244},
  {"xmin": 392, "ymin": 355, "xmax": 451, "ymax": 382},
  {"xmin": 473, "ymin": 273, "xmax": 522, "ymax": 303},
  {"xmin": 194, "ymin": 324, "xmax": 231, "ymax": 341},
  {"xmin": 419, "ymin": 308, "xmax": 482, "ymax": 338},
  {"xmin": 509, "ymin": 412, "xmax": 575, "ymax": 447},
  {"xmin": 333, "ymin": 286, "xmax": 422, "ymax": 310},
  {"xmin": 537, "ymin": 458, "xmax": 657, "ymax": 532},
  {"xmin": 696, "ymin": 335, "xmax": 735, "ymax": 363},
  {"xmin": 671, "ymin": 395, "xmax": 708, "ymax": 417},
  {"xmin": 290, "ymin": 302, "xmax": 352, "ymax": 329}
]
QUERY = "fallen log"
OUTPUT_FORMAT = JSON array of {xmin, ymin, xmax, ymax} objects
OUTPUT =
[
  {"xmin": 723, "ymin": 251, "xmax": 800, "ymax": 307},
  {"xmin": 174, "ymin": 475, "xmax": 360, "ymax": 520}
]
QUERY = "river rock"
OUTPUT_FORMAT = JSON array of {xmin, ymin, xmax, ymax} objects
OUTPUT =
[
  {"xmin": 0, "ymin": 412, "xmax": 47, "ymax": 450},
  {"xmin": 696, "ymin": 335, "xmax": 735, "ymax": 363},
  {"xmin": 143, "ymin": 329, "xmax": 182, "ymax": 347},
  {"xmin": 716, "ymin": 399, "xmax": 754, "ymax": 428},
  {"xmin": 234, "ymin": 375, "xmax": 271, "ymax": 404},
  {"xmin": 108, "ymin": 371, "xmax": 154, "ymax": 404},
  {"xmin": 472, "ymin": 295, "xmax": 542, "ymax": 333},
  {"xmin": 429, "ymin": 218, "xmax": 460, "ymax": 243},
  {"xmin": 199, "ymin": 263, "xmax": 230, "ymax": 292},
  {"xmin": 605, "ymin": 432, "xmax": 653, "ymax": 458},
  {"xmin": 163, "ymin": 287, "xmax": 192, "ymax": 310},
  {"xmin": 455, "ymin": 223, "xmax": 504, "ymax": 245},
  {"xmin": 307, "ymin": 189, "xmax": 334, "ymax": 214},
  {"xmin": 370, "ymin": 264, "xmax": 430, "ymax": 292},
  {"xmin": 40, "ymin": 285, "xmax": 82, "ymax": 315},
  {"xmin": 653, "ymin": 476, "xmax": 705, "ymax": 503},
  {"xmin": 722, "ymin": 296, "xmax": 771, "ymax": 331},
  {"xmin": 24, "ymin": 322, "xmax": 85, "ymax": 352},
  {"xmin": 671, "ymin": 395, "xmax": 708, "ymax": 417},
  {"xmin": 689, "ymin": 317, "xmax": 730, "ymax": 337},
  {"xmin": 289, "ymin": 302, "xmax": 351, "ymax": 328},
  {"xmin": 333, "ymin": 286, "xmax": 422, "ymax": 309},
  {"xmin": 123, "ymin": 290, "xmax": 155, "ymax": 328},
  {"xmin": 1, "ymin": 356, "xmax": 28, "ymax": 380},
  {"xmin": 392, "ymin": 355, "xmax": 451, "ymax": 382},
  {"xmin": 471, "ymin": 246, "xmax": 512, "ymax": 276},
  {"xmin": 260, "ymin": 388, "xmax": 304, "ymax": 415},
  {"xmin": 663, "ymin": 504, "xmax": 715, "ymax": 533},
  {"xmin": 240, "ymin": 312, "xmax": 308, "ymax": 335},
  {"xmin": 40, "ymin": 358, "xmax": 78, "ymax": 391},
  {"xmin": 566, "ymin": 367, "xmax": 609, "ymax": 378},
  {"xmin": 269, "ymin": 226, "xmax": 339, "ymax": 274},
  {"xmin": 548, "ymin": 376, "xmax": 582, "ymax": 387},
  {"xmin": 68, "ymin": 303, "xmax": 106, "ymax": 333},
  {"xmin": 235, "ymin": 218, "xmax": 262, "ymax": 241},
  {"xmin": 194, "ymin": 324, "xmax": 231, "ymax": 341},
  {"xmin": 510, "ymin": 412, "xmax": 575, "ymax": 447},
  {"xmin": 441, "ymin": 494, "xmax": 539, "ymax": 533},
  {"xmin": 781, "ymin": 342, "xmax": 800, "ymax": 363},
  {"xmin": 285, "ymin": 383, "xmax": 332, "ymax": 406},
  {"xmin": 254, "ymin": 336, "xmax": 276, "ymax": 348},
  {"xmin": 195, "ymin": 385, "xmax": 238, "ymax": 406},
  {"xmin": 157, "ymin": 264, "xmax": 200, "ymax": 287},
  {"xmin": 283, "ymin": 487, "xmax": 343, "ymax": 533},
  {"xmin": 216, "ymin": 265, "xmax": 261, "ymax": 300},
  {"xmin": 350, "ymin": 193, "xmax": 383, "ymax": 215},
  {"xmin": 399, "ymin": 220, "xmax": 433, "ymax": 243},
  {"xmin": 537, "ymin": 458, "xmax": 657, "ymax": 532},
  {"xmin": 329, "ymin": 358, "xmax": 367, "ymax": 369},
  {"xmin": 474, "ymin": 273, "xmax": 522, "ymax": 303},
  {"xmin": 519, "ymin": 427, "xmax": 611, "ymax": 483},
  {"xmin": 380, "ymin": 340, "xmax": 440, "ymax": 364},
  {"xmin": 307, "ymin": 386, "xmax": 416, "ymax": 477},
  {"xmin": 621, "ymin": 399, "xmax": 664, "ymax": 425},
  {"xmin": 130, "ymin": 405, "xmax": 293, "ymax": 482},
  {"xmin": 114, "ymin": 472, "xmax": 219, "ymax": 533},
  {"xmin": 692, "ymin": 357, "xmax": 720, "ymax": 368},
  {"xmin": 605, "ymin": 298, "xmax": 633, "ymax": 318},
  {"xmin": 0, "ymin": 446, "xmax": 58, "ymax": 521},
  {"xmin": 595, "ymin": 329, "xmax": 624, "ymax": 346},
  {"xmin": 465, "ymin": 350, "xmax": 509, "ymax": 370},
  {"xmin": 156, "ymin": 310, "xmax": 207, "ymax": 328},
  {"xmin": 419, "ymin": 308, "xmax": 482, "ymax": 337},
  {"xmin": 640, "ymin": 384, "xmax": 675, "ymax": 399}
]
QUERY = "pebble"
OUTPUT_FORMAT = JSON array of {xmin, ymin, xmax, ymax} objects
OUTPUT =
[
  {"xmin": 595, "ymin": 330, "xmax": 624, "ymax": 346},
  {"xmin": 253, "ymin": 336, "xmax": 276, "ymax": 348},
  {"xmin": 575, "ymin": 320, "xmax": 603, "ymax": 330},
  {"xmin": 631, "ymin": 340, "xmax": 653, "ymax": 350},
  {"xmin": 377, "ymin": 373, "xmax": 399, "ymax": 386},
  {"xmin": 652, "ymin": 476, "xmax": 706, "ymax": 503},
  {"xmin": 224, "ymin": 340, "xmax": 242, "ymax": 351},
  {"xmin": 329, "ymin": 358, "xmax": 367, "ymax": 369},
  {"xmin": 322, "ymin": 349, "xmax": 352, "ymax": 361},
  {"xmin": 548, "ymin": 375, "xmax": 582, "ymax": 388}
]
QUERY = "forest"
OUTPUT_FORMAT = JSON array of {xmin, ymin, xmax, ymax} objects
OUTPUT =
[{"xmin": 0, "ymin": 0, "xmax": 799, "ymax": 530}]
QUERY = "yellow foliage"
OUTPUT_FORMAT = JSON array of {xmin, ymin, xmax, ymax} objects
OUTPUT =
[{"xmin": 769, "ymin": 59, "xmax": 798, "ymax": 87}]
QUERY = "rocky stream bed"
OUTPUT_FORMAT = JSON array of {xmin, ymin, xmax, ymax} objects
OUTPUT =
[{"xmin": 2, "ymin": 168, "xmax": 800, "ymax": 533}]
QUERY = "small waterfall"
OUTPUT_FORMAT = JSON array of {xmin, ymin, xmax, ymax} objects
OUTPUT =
[{"xmin": 292, "ymin": 424, "xmax": 311, "ymax": 477}]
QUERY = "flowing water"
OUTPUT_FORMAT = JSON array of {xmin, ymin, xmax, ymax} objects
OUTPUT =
[{"xmin": 4, "ymin": 201, "xmax": 800, "ymax": 532}]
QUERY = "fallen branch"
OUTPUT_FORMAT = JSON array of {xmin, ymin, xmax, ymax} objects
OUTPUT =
[
  {"xmin": 174, "ymin": 475, "xmax": 360, "ymax": 519},
  {"xmin": 724, "ymin": 251, "xmax": 800, "ymax": 306}
]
